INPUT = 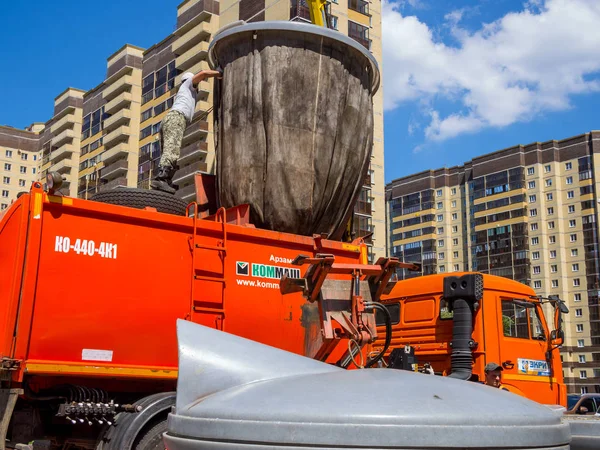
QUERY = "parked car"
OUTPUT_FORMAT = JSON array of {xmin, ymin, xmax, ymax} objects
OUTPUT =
[{"xmin": 565, "ymin": 394, "xmax": 600, "ymax": 415}]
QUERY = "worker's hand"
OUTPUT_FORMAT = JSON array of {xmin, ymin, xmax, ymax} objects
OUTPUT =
[{"xmin": 193, "ymin": 69, "xmax": 223, "ymax": 84}]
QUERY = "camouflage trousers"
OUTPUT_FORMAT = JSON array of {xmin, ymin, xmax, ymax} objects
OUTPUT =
[{"xmin": 159, "ymin": 109, "xmax": 188, "ymax": 168}]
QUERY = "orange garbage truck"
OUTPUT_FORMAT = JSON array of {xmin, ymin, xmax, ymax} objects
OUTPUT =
[{"xmin": 0, "ymin": 179, "xmax": 572, "ymax": 450}]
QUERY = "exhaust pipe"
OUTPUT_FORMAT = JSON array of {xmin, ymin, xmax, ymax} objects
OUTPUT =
[{"xmin": 443, "ymin": 274, "xmax": 483, "ymax": 380}]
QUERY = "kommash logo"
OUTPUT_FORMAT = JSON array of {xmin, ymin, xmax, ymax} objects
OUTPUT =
[{"xmin": 236, "ymin": 255, "xmax": 301, "ymax": 289}]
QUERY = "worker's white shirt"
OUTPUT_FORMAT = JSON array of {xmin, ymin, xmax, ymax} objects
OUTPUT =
[{"xmin": 171, "ymin": 77, "xmax": 197, "ymax": 123}]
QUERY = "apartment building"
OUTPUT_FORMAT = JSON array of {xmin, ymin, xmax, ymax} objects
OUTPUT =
[
  {"xmin": 219, "ymin": 0, "xmax": 386, "ymax": 262},
  {"xmin": 0, "ymin": 124, "xmax": 43, "ymax": 209},
  {"xmin": 386, "ymin": 130, "xmax": 600, "ymax": 394}
]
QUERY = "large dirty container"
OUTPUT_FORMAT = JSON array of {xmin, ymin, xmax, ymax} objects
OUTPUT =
[
  {"xmin": 208, "ymin": 21, "xmax": 380, "ymax": 239},
  {"xmin": 164, "ymin": 320, "xmax": 572, "ymax": 449}
]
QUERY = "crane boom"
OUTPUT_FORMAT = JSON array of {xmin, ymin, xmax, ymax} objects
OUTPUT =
[{"xmin": 306, "ymin": 0, "xmax": 329, "ymax": 27}]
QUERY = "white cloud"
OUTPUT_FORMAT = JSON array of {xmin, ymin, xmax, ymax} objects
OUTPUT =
[{"xmin": 382, "ymin": 0, "xmax": 600, "ymax": 142}]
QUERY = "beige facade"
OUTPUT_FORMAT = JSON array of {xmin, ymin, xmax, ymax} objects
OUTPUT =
[
  {"xmin": 0, "ymin": 125, "xmax": 43, "ymax": 209},
  {"xmin": 40, "ymin": 88, "xmax": 85, "ymax": 197},
  {"xmin": 386, "ymin": 131, "xmax": 600, "ymax": 394}
]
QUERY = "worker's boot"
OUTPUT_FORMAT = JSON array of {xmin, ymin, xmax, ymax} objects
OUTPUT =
[{"xmin": 150, "ymin": 165, "xmax": 179, "ymax": 194}]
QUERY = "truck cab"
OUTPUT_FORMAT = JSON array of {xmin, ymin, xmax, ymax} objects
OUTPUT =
[{"xmin": 376, "ymin": 272, "xmax": 568, "ymax": 408}]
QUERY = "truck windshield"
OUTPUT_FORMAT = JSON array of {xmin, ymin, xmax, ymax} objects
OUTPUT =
[{"xmin": 501, "ymin": 299, "xmax": 545, "ymax": 340}]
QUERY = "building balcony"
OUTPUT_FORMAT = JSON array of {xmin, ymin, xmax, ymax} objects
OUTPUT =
[
  {"xmin": 103, "ymin": 109, "xmax": 131, "ymax": 132},
  {"xmin": 182, "ymin": 120, "xmax": 208, "ymax": 146},
  {"xmin": 173, "ymin": 162, "xmax": 208, "ymax": 185},
  {"xmin": 49, "ymin": 158, "xmax": 74, "ymax": 174},
  {"xmin": 105, "ymin": 91, "xmax": 133, "ymax": 115},
  {"xmin": 103, "ymin": 125, "xmax": 130, "ymax": 149},
  {"xmin": 175, "ymin": 182, "xmax": 197, "ymax": 202},
  {"xmin": 355, "ymin": 200, "xmax": 372, "ymax": 216},
  {"xmin": 99, "ymin": 176, "xmax": 128, "ymax": 192},
  {"xmin": 175, "ymin": 40, "xmax": 210, "ymax": 73},
  {"xmin": 349, "ymin": 0, "xmax": 370, "ymax": 15},
  {"xmin": 101, "ymin": 142, "xmax": 129, "ymax": 165},
  {"xmin": 51, "ymin": 128, "xmax": 75, "ymax": 147},
  {"xmin": 100, "ymin": 159, "xmax": 128, "ymax": 180},
  {"xmin": 179, "ymin": 141, "xmax": 208, "ymax": 165},
  {"xmin": 103, "ymin": 75, "xmax": 134, "ymax": 102},
  {"xmin": 50, "ymin": 114, "xmax": 77, "ymax": 134},
  {"xmin": 172, "ymin": 21, "xmax": 211, "ymax": 56},
  {"xmin": 50, "ymin": 144, "xmax": 76, "ymax": 162}
]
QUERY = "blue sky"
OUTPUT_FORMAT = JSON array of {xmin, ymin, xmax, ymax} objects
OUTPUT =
[{"xmin": 1, "ymin": 0, "xmax": 599, "ymax": 185}]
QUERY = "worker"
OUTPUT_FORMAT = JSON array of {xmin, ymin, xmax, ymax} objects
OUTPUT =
[
  {"xmin": 484, "ymin": 362, "xmax": 509, "ymax": 391},
  {"xmin": 151, "ymin": 69, "xmax": 222, "ymax": 194}
]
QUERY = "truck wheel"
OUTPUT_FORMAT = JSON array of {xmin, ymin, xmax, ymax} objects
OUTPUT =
[
  {"xmin": 133, "ymin": 418, "xmax": 168, "ymax": 450},
  {"xmin": 89, "ymin": 188, "xmax": 189, "ymax": 216}
]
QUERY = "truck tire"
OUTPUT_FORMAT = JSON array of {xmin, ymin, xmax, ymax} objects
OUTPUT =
[
  {"xmin": 134, "ymin": 418, "xmax": 168, "ymax": 450},
  {"xmin": 89, "ymin": 188, "xmax": 189, "ymax": 216}
]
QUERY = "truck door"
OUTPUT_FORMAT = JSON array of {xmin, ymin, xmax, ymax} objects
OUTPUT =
[{"xmin": 497, "ymin": 297, "xmax": 558, "ymax": 405}]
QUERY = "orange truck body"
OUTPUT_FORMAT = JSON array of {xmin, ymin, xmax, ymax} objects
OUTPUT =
[
  {"xmin": 377, "ymin": 273, "xmax": 567, "ymax": 407},
  {"xmin": 0, "ymin": 184, "xmax": 364, "ymax": 390}
]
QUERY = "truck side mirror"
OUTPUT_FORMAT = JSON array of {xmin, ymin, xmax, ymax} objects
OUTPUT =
[{"xmin": 550, "ymin": 329, "xmax": 564, "ymax": 347}]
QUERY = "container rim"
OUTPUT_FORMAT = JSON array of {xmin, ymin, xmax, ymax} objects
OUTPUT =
[{"xmin": 207, "ymin": 20, "xmax": 380, "ymax": 94}]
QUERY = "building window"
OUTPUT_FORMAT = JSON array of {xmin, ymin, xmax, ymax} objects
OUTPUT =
[
  {"xmin": 550, "ymin": 250, "xmax": 556, "ymax": 258},
  {"xmin": 532, "ymin": 251, "xmax": 540, "ymax": 260},
  {"xmin": 436, "ymin": 189, "xmax": 442, "ymax": 197},
  {"xmin": 437, "ymin": 214, "xmax": 443, "ymax": 222},
  {"xmin": 572, "ymin": 249, "xmax": 578, "ymax": 257},
  {"xmin": 576, "ymin": 309, "xmax": 583, "ymax": 317},
  {"xmin": 575, "ymin": 294, "xmax": 581, "ymax": 302},
  {"xmin": 574, "ymin": 278, "xmax": 581, "ymax": 287},
  {"xmin": 329, "ymin": 15, "xmax": 338, "ymax": 29},
  {"xmin": 581, "ymin": 386, "xmax": 589, "ymax": 394},
  {"xmin": 533, "ymin": 266, "xmax": 541, "ymax": 274},
  {"xmin": 546, "ymin": 193, "xmax": 553, "ymax": 201},
  {"xmin": 451, "ymin": 188, "xmax": 456, "ymax": 195},
  {"xmin": 567, "ymin": 191, "xmax": 574, "ymax": 199},
  {"xmin": 534, "ymin": 280, "xmax": 542, "ymax": 289},
  {"xmin": 437, "ymin": 227, "xmax": 444, "ymax": 234},
  {"xmin": 453, "ymin": 238, "xmax": 458, "ymax": 246},
  {"xmin": 19, "ymin": 166, "xmax": 26, "ymax": 174},
  {"xmin": 545, "ymin": 179, "xmax": 552, "ymax": 187},
  {"xmin": 549, "ymin": 235, "xmax": 556, "ymax": 244},
  {"xmin": 451, "ymin": 200, "xmax": 456, "ymax": 208},
  {"xmin": 4, "ymin": 163, "xmax": 11, "ymax": 171},
  {"xmin": 547, "ymin": 207, "xmax": 554, "ymax": 215},
  {"xmin": 570, "ymin": 234, "xmax": 577, "ymax": 242},
  {"xmin": 453, "ymin": 251, "xmax": 459, "ymax": 258},
  {"xmin": 573, "ymin": 263, "xmax": 579, "ymax": 272},
  {"xmin": 532, "ymin": 237, "xmax": 539, "ymax": 245},
  {"xmin": 566, "ymin": 176, "xmax": 573, "ymax": 185},
  {"xmin": 551, "ymin": 264, "xmax": 557, "ymax": 273},
  {"xmin": 529, "ymin": 195, "xmax": 536, "ymax": 203},
  {"xmin": 578, "ymin": 339, "xmax": 585, "ymax": 348},
  {"xmin": 566, "ymin": 162, "xmax": 572, "ymax": 170},
  {"xmin": 545, "ymin": 165, "xmax": 551, "ymax": 173},
  {"xmin": 348, "ymin": 21, "xmax": 371, "ymax": 49},
  {"xmin": 451, "ymin": 213, "xmax": 457, "ymax": 220},
  {"xmin": 577, "ymin": 324, "xmax": 584, "ymax": 333},
  {"xmin": 21, "ymin": 153, "xmax": 27, "ymax": 160},
  {"xmin": 568, "ymin": 205, "xmax": 575, "ymax": 213},
  {"xmin": 527, "ymin": 167, "xmax": 535, "ymax": 175},
  {"xmin": 531, "ymin": 223, "xmax": 538, "ymax": 231},
  {"xmin": 1, "ymin": 190, "xmax": 8, "ymax": 198},
  {"xmin": 454, "ymin": 264, "xmax": 459, "ymax": 271},
  {"xmin": 436, "ymin": 202, "xmax": 442, "ymax": 209},
  {"xmin": 548, "ymin": 221, "xmax": 555, "ymax": 229},
  {"xmin": 5, "ymin": 150, "xmax": 12, "ymax": 158},
  {"xmin": 439, "ymin": 265, "xmax": 446, "ymax": 273},
  {"xmin": 452, "ymin": 226, "xmax": 458, "ymax": 233},
  {"xmin": 528, "ymin": 181, "xmax": 535, "ymax": 188},
  {"xmin": 529, "ymin": 208, "xmax": 537, "ymax": 217},
  {"xmin": 2, "ymin": 177, "xmax": 9, "ymax": 184},
  {"xmin": 438, "ymin": 240, "xmax": 444, "ymax": 247},
  {"xmin": 0, "ymin": 203, "xmax": 6, "ymax": 210},
  {"xmin": 18, "ymin": 179, "xmax": 25, "ymax": 187},
  {"xmin": 580, "ymin": 370, "xmax": 587, "ymax": 379},
  {"xmin": 552, "ymin": 280, "xmax": 559, "ymax": 288},
  {"xmin": 569, "ymin": 219, "xmax": 576, "ymax": 227},
  {"xmin": 438, "ymin": 252, "xmax": 445, "ymax": 260}
]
